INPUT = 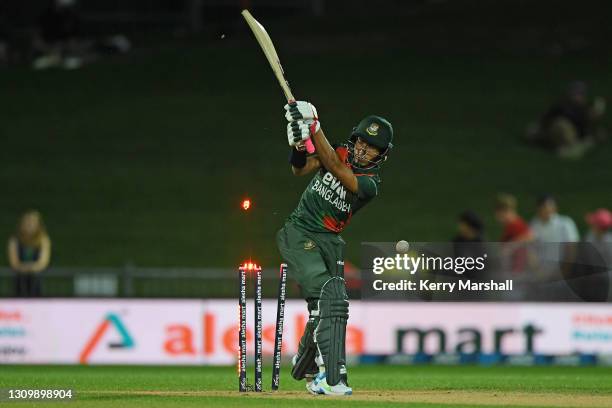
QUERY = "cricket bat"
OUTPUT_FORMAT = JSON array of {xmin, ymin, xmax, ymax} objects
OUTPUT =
[{"xmin": 241, "ymin": 9, "xmax": 316, "ymax": 154}]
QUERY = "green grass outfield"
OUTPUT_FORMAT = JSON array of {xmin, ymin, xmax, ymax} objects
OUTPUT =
[{"xmin": 2, "ymin": 365, "xmax": 612, "ymax": 407}]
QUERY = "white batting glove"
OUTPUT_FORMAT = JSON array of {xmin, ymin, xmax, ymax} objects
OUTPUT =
[
  {"xmin": 287, "ymin": 120, "xmax": 321, "ymax": 147},
  {"xmin": 284, "ymin": 101, "xmax": 318, "ymax": 122}
]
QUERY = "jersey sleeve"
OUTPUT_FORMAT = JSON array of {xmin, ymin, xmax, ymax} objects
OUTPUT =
[{"xmin": 356, "ymin": 175, "xmax": 378, "ymax": 200}]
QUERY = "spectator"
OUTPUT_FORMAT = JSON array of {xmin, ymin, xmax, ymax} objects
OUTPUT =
[
  {"xmin": 530, "ymin": 195, "xmax": 580, "ymax": 299},
  {"xmin": 453, "ymin": 210, "xmax": 485, "ymax": 254},
  {"xmin": 495, "ymin": 194, "xmax": 532, "ymax": 243},
  {"xmin": 525, "ymin": 81, "xmax": 607, "ymax": 159},
  {"xmin": 32, "ymin": 0, "xmax": 131, "ymax": 70},
  {"xmin": 32, "ymin": 0, "xmax": 83, "ymax": 70},
  {"xmin": 495, "ymin": 193, "xmax": 533, "ymax": 274},
  {"xmin": 531, "ymin": 194, "xmax": 579, "ymax": 243},
  {"xmin": 566, "ymin": 209, "xmax": 612, "ymax": 302},
  {"xmin": 453, "ymin": 210, "xmax": 484, "ymax": 243},
  {"xmin": 584, "ymin": 208, "xmax": 612, "ymax": 266},
  {"xmin": 7, "ymin": 211, "xmax": 52, "ymax": 297}
]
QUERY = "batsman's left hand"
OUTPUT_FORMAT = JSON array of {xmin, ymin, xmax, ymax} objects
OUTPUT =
[{"xmin": 285, "ymin": 101, "xmax": 318, "ymax": 122}]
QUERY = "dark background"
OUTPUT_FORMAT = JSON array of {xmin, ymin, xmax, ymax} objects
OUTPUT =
[{"xmin": 1, "ymin": 0, "xmax": 611, "ymax": 269}]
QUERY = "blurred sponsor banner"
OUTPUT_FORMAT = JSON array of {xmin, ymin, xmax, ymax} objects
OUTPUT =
[{"xmin": 0, "ymin": 300, "xmax": 611, "ymax": 364}]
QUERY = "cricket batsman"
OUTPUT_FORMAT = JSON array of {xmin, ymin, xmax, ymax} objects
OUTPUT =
[{"xmin": 277, "ymin": 101, "xmax": 393, "ymax": 395}]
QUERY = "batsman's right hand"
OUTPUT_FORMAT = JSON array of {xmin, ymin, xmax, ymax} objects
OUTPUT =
[
  {"xmin": 287, "ymin": 120, "xmax": 320, "ymax": 147},
  {"xmin": 285, "ymin": 101, "xmax": 318, "ymax": 122}
]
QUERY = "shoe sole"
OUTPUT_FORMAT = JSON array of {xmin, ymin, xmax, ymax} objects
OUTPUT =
[{"xmin": 309, "ymin": 386, "xmax": 352, "ymax": 396}]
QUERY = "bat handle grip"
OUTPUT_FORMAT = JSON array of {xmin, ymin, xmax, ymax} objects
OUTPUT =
[{"xmin": 304, "ymin": 139, "xmax": 315, "ymax": 154}]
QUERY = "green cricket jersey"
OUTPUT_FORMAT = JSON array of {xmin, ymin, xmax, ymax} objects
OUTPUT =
[{"xmin": 288, "ymin": 146, "xmax": 380, "ymax": 233}]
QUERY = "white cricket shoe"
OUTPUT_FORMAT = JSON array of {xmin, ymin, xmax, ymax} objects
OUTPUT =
[
  {"xmin": 291, "ymin": 354, "xmax": 318, "ymax": 393},
  {"xmin": 304, "ymin": 373, "xmax": 315, "ymax": 394},
  {"xmin": 307, "ymin": 372, "xmax": 352, "ymax": 396}
]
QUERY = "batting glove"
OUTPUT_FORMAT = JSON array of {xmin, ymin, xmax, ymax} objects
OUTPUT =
[
  {"xmin": 287, "ymin": 120, "xmax": 321, "ymax": 147},
  {"xmin": 284, "ymin": 101, "xmax": 318, "ymax": 122}
]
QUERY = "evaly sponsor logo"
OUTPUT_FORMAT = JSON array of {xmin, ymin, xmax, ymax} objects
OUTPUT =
[
  {"xmin": 321, "ymin": 172, "xmax": 347, "ymax": 200},
  {"xmin": 310, "ymin": 172, "xmax": 351, "ymax": 213},
  {"xmin": 79, "ymin": 313, "xmax": 134, "ymax": 364}
]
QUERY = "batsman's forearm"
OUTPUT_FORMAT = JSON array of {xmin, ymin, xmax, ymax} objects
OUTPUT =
[{"xmin": 311, "ymin": 129, "xmax": 339, "ymax": 171}]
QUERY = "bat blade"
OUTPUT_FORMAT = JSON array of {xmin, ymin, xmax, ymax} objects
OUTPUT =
[
  {"xmin": 242, "ymin": 10, "xmax": 315, "ymax": 153},
  {"xmin": 241, "ymin": 10, "xmax": 294, "ymax": 101}
]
